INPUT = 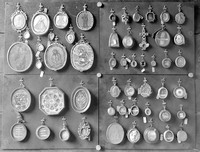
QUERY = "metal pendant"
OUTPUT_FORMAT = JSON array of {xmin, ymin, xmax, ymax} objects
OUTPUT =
[
  {"xmin": 177, "ymin": 123, "xmax": 187, "ymax": 143},
  {"xmin": 138, "ymin": 77, "xmax": 152, "ymax": 98},
  {"xmin": 160, "ymin": 5, "xmax": 170, "ymax": 24},
  {"xmin": 106, "ymin": 116, "xmax": 124, "ymax": 145},
  {"xmin": 132, "ymin": 6, "xmax": 143, "ymax": 23},
  {"xmin": 120, "ymin": 54, "xmax": 128, "ymax": 69},
  {"xmin": 23, "ymin": 28, "xmax": 31, "ymax": 40},
  {"xmin": 163, "ymin": 125, "xmax": 174, "ymax": 143},
  {"xmin": 78, "ymin": 117, "xmax": 91, "ymax": 141},
  {"xmin": 54, "ymin": 4, "xmax": 69, "ymax": 29},
  {"xmin": 109, "ymin": 26, "xmax": 120, "ymax": 48},
  {"xmin": 155, "ymin": 24, "xmax": 170, "ymax": 47},
  {"xmin": 11, "ymin": 113, "xmax": 27, "ymax": 142},
  {"xmin": 128, "ymin": 98, "xmax": 139, "ymax": 116},
  {"xmin": 162, "ymin": 49, "xmax": 172, "ymax": 69},
  {"xmin": 131, "ymin": 53, "xmax": 138, "ymax": 68},
  {"xmin": 11, "ymin": 3, "xmax": 27, "ymax": 33},
  {"xmin": 44, "ymin": 35, "xmax": 67, "ymax": 71},
  {"xmin": 59, "ymin": 117, "xmax": 70, "ymax": 141},
  {"xmin": 175, "ymin": 3, "xmax": 186, "ymax": 25},
  {"xmin": 121, "ymin": 7, "xmax": 130, "ymax": 25},
  {"xmin": 36, "ymin": 58, "xmax": 43, "ymax": 69},
  {"xmin": 39, "ymin": 77, "xmax": 65, "ymax": 115},
  {"xmin": 31, "ymin": 3, "xmax": 50, "ymax": 36},
  {"xmin": 156, "ymin": 78, "xmax": 168, "ymax": 99},
  {"xmin": 122, "ymin": 26, "xmax": 135, "ymax": 49},
  {"xmin": 174, "ymin": 25, "xmax": 185, "ymax": 46},
  {"xmin": 124, "ymin": 79, "xmax": 135, "ymax": 100},
  {"xmin": 151, "ymin": 54, "xmax": 157, "ymax": 73},
  {"xmin": 117, "ymin": 100, "xmax": 128, "ymax": 118},
  {"xmin": 71, "ymin": 33, "xmax": 94, "ymax": 72},
  {"xmin": 36, "ymin": 36, "xmax": 45, "ymax": 52},
  {"xmin": 7, "ymin": 34, "xmax": 33, "ymax": 72},
  {"xmin": 143, "ymin": 119, "xmax": 159, "ymax": 144},
  {"xmin": 139, "ymin": 23, "xmax": 149, "ymax": 51},
  {"xmin": 144, "ymin": 102, "xmax": 152, "ymax": 116},
  {"xmin": 175, "ymin": 49, "xmax": 186, "ymax": 68},
  {"xmin": 11, "ymin": 78, "xmax": 31, "ymax": 112},
  {"xmin": 173, "ymin": 79, "xmax": 187, "ymax": 99},
  {"xmin": 177, "ymin": 104, "xmax": 186, "ymax": 120},
  {"xmin": 159, "ymin": 101, "xmax": 171, "ymax": 122},
  {"xmin": 145, "ymin": 5, "xmax": 156, "ymax": 23},
  {"xmin": 76, "ymin": 4, "xmax": 94, "ymax": 31},
  {"xmin": 109, "ymin": 9, "xmax": 117, "ymax": 27},
  {"xmin": 140, "ymin": 53, "xmax": 147, "ymax": 73},
  {"xmin": 71, "ymin": 81, "xmax": 91, "ymax": 113},
  {"xmin": 65, "ymin": 24, "xmax": 75, "ymax": 44},
  {"xmin": 109, "ymin": 52, "xmax": 117, "ymax": 70},
  {"xmin": 107, "ymin": 100, "xmax": 116, "ymax": 116},
  {"xmin": 127, "ymin": 121, "xmax": 141, "ymax": 144},
  {"xmin": 36, "ymin": 118, "xmax": 51, "ymax": 140},
  {"xmin": 109, "ymin": 77, "xmax": 121, "ymax": 98}
]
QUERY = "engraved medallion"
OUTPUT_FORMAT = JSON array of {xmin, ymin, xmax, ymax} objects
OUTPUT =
[
  {"xmin": 65, "ymin": 24, "xmax": 75, "ymax": 44},
  {"xmin": 109, "ymin": 26, "xmax": 120, "ymax": 48},
  {"xmin": 71, "ymin": 81, "xmax": 91, "ymax": 113},
  {"xmin": 39, "ymin": 77, "xmax": 65, "ymax": 115},
  {"xmin": 132, "ymin": 6, "xmax": 143, "ymax": 23},
  {"xmin": 71, "ymin": 33, "xmax": 94, "ymax": 72},
  {"xmin": 59, "ymin": 117, "xmax": 70, "ymax": 141},
  {"xmin": 145, "ymin": 5, "xmax": 156, "ymax": 23},
  {"xmin": 44, "ymin": 35, "xmax": 67, "ymax": 71},
  {"xmin": 173, "ymin": 79, "xmax": 187, "ymax": 99},
  {"xmin": 76, "ymin": 4, "xmax": 94, "ymax": 31},
  {"xmin": 156, "ymin": 78, "xmax": 168, "ymax": 99},
  {"xmin": 78, "ymin": 117, "xmax": 91, "ymax": 141},
  {"xmin": 117, "ymin": 100, "xmax": 128, "ymax": 118},
  {"xmin": 155, "ymin": 24, "xmax": 170, "ymax": 47},
  {"xmin": 54, "ymin": 4, "xmax": 69, "ymax": 29},
  {"xmin": 138, "ymin": 77, "xmax": 152, "ymax": 98},
  {"xmin": 109, "ymin": 77, "xmax": 121, "ymax": 98},
  {"xmin": 163, "ymin": 125, "xmax": 174, "ymax": 143},
  {"xmin": 160, "ymin": 5, "xmax": 170, "ymax": 24},
  {"xmin": 174, "ymin": 25, "xmax": 185, "ymax": 46},
  {"xmin": 107, "ymin": 100, "xmax": 115, "ymax": 116},
  {"xmin": 11, "ymin": 3, "xmax": 27, "ymax": 33},
  {"xmin": 162, "ymin": 49, "xmax": 172, "ymax": 69},
  {"xmin": 127, "ymin": 121, "xmax": 141, "ymax": 143},
  {"xmin": 177, "ymin": 104, "xmax": 186, "ymax": 120},
  {"xmin": 7, "ymin": 34, "xmax": 33, "ymax": 72},
  {"xmin": 159, "ymin": 101, "xmax": 171, "ymax": 122},
  {"xmin": 122, "ymin": 26, "xmax": 135, "ymax": 49},
  {"xmin": 175, "ymin": 3, "xmax": 186, "ymax": 25},
  {"xmin": 11, "ymin": 78, "xmax": 31, "ymax": 112},
  {"xmin": 109, "ymin": 52, "xmax": 117, "ymax": 70},
  {"xmin": 36, "ymin": 118, "xmax": 51, "ymax": 140},
  {"xmin": 175, "ymin": 49, "xmax": 186, "ymax": 68},
  {"xmin": 124, "ymin": 79, "xmax": 135, "ymax": 100},
  {"xmin": 31, "ymin": 3, "xmax": 50, "ymax": 36},
  {"xmin": 120, "ymin": 54, "xmax": 128, "ymax": 69}
]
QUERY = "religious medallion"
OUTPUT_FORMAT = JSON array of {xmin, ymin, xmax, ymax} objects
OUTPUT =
[
  {"xmin": 160, "ymin": 5, "xmax": 170, "ymax": 24},
  {"xmin": 128, "ymin": 98, "xmax": 140, "ymax": 117},
  {"xmin": 145, "ymin": 5, "xmax": 156, "ymax": 23},
  {"xmin": 59, "ymin": 117, "xmax": 70, "ymax": 141},
  {"xmin": 124, "ymin": 79, "xmax": 135, "ymax": 100},
  {"xmin": 132, "ymin": 5, "xmax": 143, "ymax": 23},
  {"xmin": 131, "ymin": 53, "xmax": 138, "ymax": 68},
  {"xmin": 173, "ymin": 79, "xmax": 187, "ymax": 99},
  {"xmin": 122, "ymin": 26, "xmax": 135, "ymax": 49},
  {"xmin": 78, "ymin": 117, "xmax": 91, "ymax": 141},
  {"xmin": 65, "ymin": 24, "xmax": 75, "ymax": 44},
  {"xmin": 163, "ymin": 125, "xmax": 174, "ymax": 143},
  {"xmin": 127, "ymin": 121, "xmax": 141, "ymax": 144},
  {"xmin": 139, "ymin": 23, "xmax": 149, "ymax": 51},
  {"xmin": 162, "ymin": 49, "xmax": 172, "ymax": 69},
  {"xmin": 138, "ymin": 77, "xmax": 152, "ymax": 98},
  {"xmin": 175, "ymin": 49, "xmax": 186, "ymax": 68},
  {"xmin": 159, "ymin": 101, "xmax": 171, "ymax": 122},
  {"xmin": 117, "ymin": 100, "xmax": 128, "ymax": 118},
  {"xmin": 174, "ymin": 25, "xmax": 185, "ymax": 46},
  {"xmin": 155, "ymin": 24, "xmax": 171, "ymax": 47},
  {"xmin": 36, "ymin": 118, "xmax": 51, "ymax": 140},
  {"xmin": 108, "ymin": 77, "xmax": 121, "ymax": 98},
  {"xmin": 175, "ymin": 3, "xmax": 186, "ymax": 25},
  {"xmin": 107, "ymin": 100, "xmax": 116, "ymax": 116},
  {"xmin": 109, "ymin": 26, "xmax": 120, "ymax": 48},
  {"xmin": 177, "ymin": 104, "xmax": 186, "ymax": 120},
  {"xmin": 177, "ymin": 123, "xmax": 187, "ymax": 143},
  {"xmin": 109, "ymin": 52, "xmax": 117, "ymax": 70},
  {"xmin": 121, "ymin": 7, "xmax": 130, "ymax": 25}
]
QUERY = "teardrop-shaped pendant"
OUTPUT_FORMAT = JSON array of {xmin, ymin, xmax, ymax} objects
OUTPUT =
[
  {"xmin": 23, "ymin": 28, "xmax": 31, "ymax": 40},
  {"xmin": 36, "ymin": 59, "xmax": 42, "ymax": 69}
]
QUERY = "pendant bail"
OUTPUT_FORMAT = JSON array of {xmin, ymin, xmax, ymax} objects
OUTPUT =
[
  {"xmin": 177, "ymin": 78, "xmax": 182, "ymax": 87},
  {"xmin": 62, "ymin": 116, "xmax": 67, "ymax": 128},
  {"xmin": 149, "ymin": 118, "xmax": 153, "ymax": 127},
  {"xmin": 132, "ymin": 121, "xmax": 137, "ymax": 128},
  {"xmin": 112, "ymin": 77, "xmax": 117, "ymax": 86},
  {"xmin": 179, "ymin": 104, "xmax": 183, "ymax": 111},
  {"xmin": 49, "ymin": 77, "xmax": 54, "ymax": 87},
  {"xmin": 178, "ymin": 49, "xmax": 182, "ymax": 56},
  {"xmin": 161, "ymin": 77, "xmax": 165, "ymax": 87},
  {"xmin": 19, "ymin": 78, "xmax": 25, "ymax": 88},
  {"xmin": 41, "ymin": 118, "xmax": 46, "ymax": 125},
  {"xmin": 145, "ymin": 102, "xmax": 150, "ymax": 107}
]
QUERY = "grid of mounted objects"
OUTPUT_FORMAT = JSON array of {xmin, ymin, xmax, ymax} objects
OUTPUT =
[{"xmin": 2, "ymin": 1, "xmax": 195, "ymax": 151}]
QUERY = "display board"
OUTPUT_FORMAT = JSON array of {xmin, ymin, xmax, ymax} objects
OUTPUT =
[{"xmin": 2, "ymin": 0, "xmax": 196, "ymax": 151}]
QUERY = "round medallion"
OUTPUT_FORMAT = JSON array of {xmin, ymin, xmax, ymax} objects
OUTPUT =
[
  {"xmin": 155, "ymin": 30, "xmax": 170, "ymax": 47},
  {"xmin": 109, "ymin": 57, "xmax": 117, "ymax": 70},
  {"xmin": 145, "ymin": 107, "xmax": 152, "ymax": 116},
  {"xmin": 71, "ymin": 85, "xmax": 91, "ymax": 113},
  {"xmin": 144, "ymin": 127, "xmax": 159, "ymax": 144},
  {"xmin": 11, "ymin": 123, "xmax": 27, "ymax": 141},
  {"xmin": 76, "ymin": 4, "xmax": 94, "ymax": 31},
  {"xmin": 106, "ymin": 122, "xmax": 124, "ymax": 145},
  {"xmin": 118, "ymin": 105, "xmax": 127, "ymax": 116},
  {"xmin": 71, "ymin": 34, "xmax": 94, "ymax": 72},
  {"xmin": 163, "ymin": 129, "xmax": 174, "ymax": 142},
  {"xmin": 122, "ymin": 35, "xmax": 134, "ymax": 49},
  {"xmin": 54, "ymin": 5, "xmax": 69, "ymax": 29},
  {"xmin": 162, "ymin": 58, "xmax": 172, "ymax": 69},
  {"xmin": 11, "ymin": 88, "xmax": 31, "ymax": 112},
  {"xmin": 175, "ymin": 56, "xmax": 186, "ymax": 68},
  {"xmin": 175, "ymin": 12, "xmax": 185, "ymax": 25},
  {"xmin": 109, "ymin": 85, "xmax": 121, "ymax": 98},
  {"xmin": 173, "ymin": 86, "xmax": 187, "ymax": 99},
  {"xmin": 159, "ymin": 109, "xmax": 171, "ymax": 122},
  {"xmin": 59, "ymin": 128, "xmax": 70, "ymax": 141},
  {"xmin": 36, "ymin": 125, "xmax": 51, "ymax": 140},
  {"xmin": 65, "ymin": 25, "xmax": 75, "ymax": 44},
  {"xmin": 7, "ymin": 42, "xmax": 33, "ymax": 72},
  {"xmin": 156, "ymin": 86, "xmax": 168, "ymax": 99},
  {"xmin": 124, "ymin": 86, "xmax": 135, "ymax": 100},
  {"xmin": 107, "ymin": 107, "xmax": 115, "ymax": 116},
  {"xmin": 177, "ymin": 130, "xmax": 187, "ymax": 143},
  {"xmin": 174, "ymin": 33, "xmax": 185, "ymax": 45},
  {"xmin": 133, "ymin": 12, "xmax": 143, "ymax": 22},
  {"xmin": 129, "ymin": 105, "xmax": 139, "ymax": 116},
  {"xmin": 44, "ymin": 40, "xmax": 67, "ymax": 71},
  {"xmin": 160, "ymin": 12, "xmax": 170, "ymax": 23},
  {"xmin": 120, "ymin": 58, "xmax": 127, "ymax": 67},
  {"xmin": 177, "ymin": 110, "xmax": 186, "ymax": 120},
  {"xmin": 39, "ymin": 87, "xmax": 65, "ymax": 115},
  {"xmin": 127, "ymin": 128, "xmax": 141, "ymax": 143}
]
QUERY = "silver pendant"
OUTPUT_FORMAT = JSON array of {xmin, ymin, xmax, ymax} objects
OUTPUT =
[
  {"xmin": 107, "ymin": 100, "xmax": 116, "ymax": 116},
  {"xmin": 109, "ymin": 9, "xmax": 117, "ymax": 27},
  {"xmin": 120, "ymin": 54, "xmax": 128, "ymax": 69},
  {"xmin": 108, "ymin": 77, "xmax": 121, "ymax": 98},
  {"xmin": 162, "ymin": 49, "xmax": 172, "ymax": 69},
  {"xmin": 163, "ymin": 125, "xmax": 174, "ymax": 143},
  {"xmin": 177, "ymin": 104, "xmax": 186, "ymax": 120},
  {"xmin": 139, "ymin": 23, "xmax": 149, "ymax": 51},
  {"xmin": 109, "ymin": 52, "xmax": 117, "ymax": 70},
  {"xmin": 156, "ymin": 78, "xmax": 168, "ymax": 99},
  {"xmin": 173, "ymin": 78, "xmax": 187, "ymax": 99},
  {"xmin": 36, "ymin": 118, "xmax": 51, "ymax": 140},
  {"xmin": 145, "ymin": 5, "xmax": 156, "ymax": 23},
  {"xmin": 78, "ymin": 117, "xmax": 91, "ymax": 141},
  {"xmin": 59, "ymin": 117, "xmax": 70, "ymax": 141},
  {"xmin": 128, "ymin": 98, "xmax": 139, "ymax": 116},
  {"xmin": 175, "ymin": 3, "xmax": 186, "ymax": 25},
  {"xmin": 131, "ymin": 53, "xmax": 138, "ymax": 68},
  {"xmin": 65, "ymin": 24, "xmax": 75, "ymax": 44},
  {"xmin": 160, "ymin": 5, "xmax": 170, "ymax": 24},
  {"xmin": 109, "ymin": 26, "xmax": 120, "ymax": 48},
  {"xmin": 36, "ymin": 36, "xmax": 45, "ymax": 52},
  {"xmin": 117, "ymin": 100, "xmax": 128, "ymax": 118},
  {"xmin": 177, "ymin": 123, "xmax": 187, "ymax": 143},
  {"xmin": 174, "ymin": 25, "xmax": 185, "ymax": 46},
  {"xmin": 151, "ymin": 54, "xmax": 157, "ymax": 73},
  {"xmin": 138, "ymin": 77, "xmax": 152, "ymax": 98},
  {"xmin": 23, "ymin": 28, "xmax": 31, "ymax": 40},
  {"xmin": 76, "ymin": 4, "xmax": 94, "ymax": 31},
  {"xmin": 132, "ymin": 6, "xmax": 143, "ymax": 23},
  {"xmin": 144, "ymin": 102, "xmax": 152, "ymax": 116},
  {"xmin": 175, "ymin": 49, "xmax": 186, "ymax": 68},
  {"xmin": 127, "ymin": 121, "xmax": 141, "ymax": 143},
  {"xmin": 159, "ymin": 101, "xmax": 171, "ymax": 122},
  {"xmin": 124, "ymin": 79, "xmax": 135, "ymax": 100},
  {"xmin": 121, "ymin": 7, "xmax": 130, "ymax": 25},
  {"xmin": 122, "ymin": 26, "xmax": 135, "ymax": 49}
]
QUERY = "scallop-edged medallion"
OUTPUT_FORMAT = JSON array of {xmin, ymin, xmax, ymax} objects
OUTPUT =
[
  {"xmin": 71, "ymin": 81, "xmax": 91, "ymax": 113},
  {"xmin": 59, "ymin": 117, "xmax": 70, "ymax": 141},
  {"xmin": 31, "ymin": 3, "xmax": 50, "ymax": 36},
  {"xmin": 11, "ymin": 113, "xmax": 27, "ymax": 142},
  {"xmin": 163, "ymin": 125, "xmax": 174, "ymax": 143},
  {"xmin": 7, "ymin": 34, "xmax": 33, "ymax": 72},
  {"xmin": 106, "ymin": 117, "xmax": 124, "ymax": 145},
  {"xmin": 11, "ymin": 78, "xmax": 31, "ymax": 112},
  {"xmin": 78, "ymin": 117, "xmax": 91, "ymax": 141},
  {"xmin": 54, "ymin": 4, "xmax": 69, "ymax": 29},
  {"xmin": 173, "ymin": 79, "xmax": 187, "ymax": 99},
  {"xmin": 76, "ymin": 4, "xmax": 94, "ymax": 31},
  {"xmin": 36, "ymin": 118, "xmax": 51, "ymax": 140},
  {"xmin": 122, "ymin": 26, "xmax": 135, "ymax": 49},
  {"xmin": 44, "ymin": 35, "xmax": 67, "ymax": 71},
  {"xmin": 11, "ymin": 3, "xmax": 27, "ymax": 33},
  {"xmin": 155, "ymin": 24, "xmax": 170, "ymax": 48},
  {"xmin": 39, "ymin": 77, "xmax": 65, "ymax": 115},
  {"xmin": 159, "ymin": 101, "xmax": 171, "ymax": 122},
  {"xmin": 127, "ymin": 121, "xmax": 141, "ymax": 144},
  {"xmin": 175, "ymin": 3, "xmax": 186, "ymax": 25},
  {"xmin": 138, "ymin": 77, "xmax": 152, "ymax": 98},
  {"xmin": 124, "ymin": 79, "xmax": 135, "ymax": 100},
  {"xmin": 156, "ymin": 78, "xmax": 168, "ymax": 100},
  {"xmin": 71, "ymin": 33, "xmax": 94, "ymax": 72},
  {"xmin": 108, "ymin": 77, "xmax": 121, "ymax": 98}
]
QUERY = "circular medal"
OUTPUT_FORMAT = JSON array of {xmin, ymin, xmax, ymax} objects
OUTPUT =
[
  {"xmin": 59, "ymin": 128, "xmax": 70, "ymax": 141},
  {"xmin": 107, "ymin": 106, "xmax": 115, "ymax": 116},
  {"xmin": 155, "ymin": 30, "xmax": 170, "ymax": 47},
  {"xmin": 175, "ymin": 12, "xmax": 185, "ymax": 25},
  {"xmin": 177, "ymin": 110, "xmax": 186, "ymax": 120},
  {"xmin": 162, "ymin": 58, "xmax": 172, "ymax": 69},
  {"xmin": 173, "ymin": 86, "xmax": 187, "ymax": 99},
  {"xmin": 175, "ymin": 56, "xmax": 186, "ymax": 68},
  {"xmin": 106, "ymin": 122, "xmax": 124, "ymax": 145},
  {"xmin": 109, "ymin": 85, "xmax": 121, "ymax": 98},
  {"xmin": 174, "ymin": 33, "xmax": 185, "ymax": 45},
  {"xmin": 144, "ymin": 127, "xmax": 159, "ymax": 144},
  {"xmin": 145, "ymin": 107, "xmax": 152, "ymax": 116},
  {"xmin": 129, "ymin": 105, "xmax": 139, "ymax": 116},
  {"xmin": 156, "ymin": 86, "xmax": 168, "ymax": 99},
  {"xmin": 7, "ymin": 41, "xmax": 33, "ymax": 72},
  {"xmin": 163, "ymin": 129, "xmax": 174, "ymax": 142},
  {"xmin": 127, "ymin": 128, "xmax": 140, "ymax": 143},
  {"xmin": 36, "ymin": 125, "xmax": 51, "ymax": 140},
  {"xmin": 118, "ymin": 105, "xmax": 127, "ymax": 116},
  {"xmin": 177, "ymin": 130, "xmax": 187, "ymax": 143},
  {"xmin": 11, "ymin": 122, "xmax": 27, "ymax": 142},
  {"xmin": 122, "ymin": 35, "xmax": 134, "ymax": 49},
  {"xmin": 76, "ymin": 4, "xmax": 94, "ymax": 31},
  {"xmin": 159, "ymin": 109, "xmax": 171, "ymax": 122},
  {"xmin": 54, "ymin": 5, "xmax": 69, "ymax": 29}
]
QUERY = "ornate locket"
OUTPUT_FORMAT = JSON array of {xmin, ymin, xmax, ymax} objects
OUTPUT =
[
  {"xmin": 132, "ymin": 6, "xmax": 143, "ymax": 23},
  {"xmin": 124, "ymin": 79, "xmax": 135, "ymax": 100},
  {"xmin": 109, "ymin": 52, "xmax": 117, "ymax": 70},
  {"xmin": 109, "ymin": 77, "xmax": 121, "ymax": 98},
  {"xmin": 127, "ymin": 121, "xmax": 141, "ymax": 144},
  {"xmin": 109, "ymin": 26, "xmax": 120, "ymax": 48},
  {"xmin": 138, "ymin": 77, "xmax": 152, "ymax": 98},
  {"xmin": 174, "ymin": 25, "xmax": 185, "ymax": 46},
  {"xmin": 145, "ymin": 5, "xmax": 156, "ymax": 23},
  {"xmin": 36, "ymin": 118, "xmax": 51, "ymax": 140},
  {"xmin": 175, "ymin": 3, "xmax": 186, "ymax": 25},
  {"xmin": 155, "ymin": 24, "xmax": 170, "ymax": 48},
  {"xmin": 59, "ymin": 117, "xmax": 70, "ymax": 141},
  {"xmin": 65, "ymin": 24, "xmax": 75, "ymax": 44},
  {"xmin": 159, "ymin": 101, "xmax": 171, "ymax": 122},
  {"xmin": 163, "ymin": 125, "xmax": 174, "ymax": 143},
  {"xmin": 160, "ymin": 5, "xmax": 170, "ymax": 24},
  {"xmin": 173, "ymin": 79, "xmax": 187, "ymax": 99},
  {"xmin": 175, "ymin": 49, "xmax": 186, "ymax": 68},
  {"xmin": 156, "ymin": 78, "xmax": 168, "ymax": 100},
  {"xmin": 78, "ymin": 117, "xmax": 91, "ymax": 141},
  {"xmin": 107, "ymin": 100, "xmax": 116, "ymax": 116},
  {"xmin": 162, "ymin": 49, "xmax": 172, "ymax": 69},
  {"xmin": 122, "ymin": 26, "xmax": 135, "ymax": 49}
]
